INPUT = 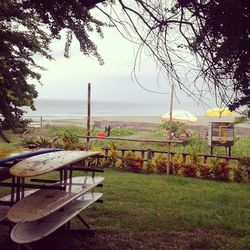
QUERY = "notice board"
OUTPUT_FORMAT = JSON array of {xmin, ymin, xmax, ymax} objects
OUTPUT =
[{"xmin": 208, "ymin": 122, "xmax": 234, "ymax": 147}]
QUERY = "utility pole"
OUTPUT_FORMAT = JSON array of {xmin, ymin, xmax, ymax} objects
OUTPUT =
[
  {"xmin": 166, "ymin": 85, "xmax": 174, "ymax": 175},
  {"xmin": 87, "ymin": 83, "xmax": 91, "ymax": 148}
]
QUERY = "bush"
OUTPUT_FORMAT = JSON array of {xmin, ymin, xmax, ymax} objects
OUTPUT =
[
  {"xmin": 35, "ymin": 136, "xmax": 52, "ymax": 148},
  {"xmin": 199, "ymin": 164, "xmax": 213, "ymax": 179},
  {"xmin": 152, "ymin": 154, "xmax": 173, "ymax": 174},
  {"xmin": 123, "ymin": 151, "xmax": 144, "ymax": 173},
  {"xmin": 21, "ymin": 136, "xmax": 52, "ymax": 148},
  {"xmin": 160, "ymin": 121, "xmax": 187, "ymax": 133},
  {"xmin": 232, "ymin": 164, "xmax": 248, "ymax": 183},
  {"xmin": 109, "ymin": 143, "xmax": 119, "ymax": 168},
  {"xmin": 238, "ymin": 157, "xmax": 250, "ymax": 182},
  {"xmin": 172, "ymin": 153, "xmax": 183, "ymax": 173},
  {"xmin": 180, "ymin": 164, "xmax": 197, "ymax": 178},
  {"xmin": 187, "ymin": 149, "xmax": 201, "ymax": 165},
  {"xmin": 21, "ymin": 136, "xmax": 38, "ymax": 148},
  {"xmin": 146, "ymin": 160, "xmax": 155, "ymax": 174},
  {"xmin": 87, "ymin": 156, "xmax": 105, "ymax": 168},
  {"xmin": 47, "ymin": 125, "xmax": 81, "ymax": 149},
  {"xmin": 212, "ymin": 161, "xmax": 230, "ymax": 181}
]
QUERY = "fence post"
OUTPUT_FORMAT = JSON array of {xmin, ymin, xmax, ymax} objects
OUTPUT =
[
  {"xmin": 87, "ymin": 83, "xmax": 91, "ymax": 147},
  {"xmin": 40, "ymin": 116, "xmax": 43, "ymax": 128},
  {"xmin": 204, "ymin": 156, "xmax": 208, "ymax": 164},
  {"xmin": 147, "ymin": 149, "xmax": 152, "ymax": 161},
  {"xmin": 182, "ymin": 153, "xmax": 187, "ymax": 164},
  {"xmin": 104, "ymin": 148, "xmax": 109, "ymax": 160},
  {"xmin": 141, "ymin": 150, "xmax": 145, "ymax": 159},
  {"xmin": 121, "ymin": 150, "xmax": 125, "ymax": 159}
]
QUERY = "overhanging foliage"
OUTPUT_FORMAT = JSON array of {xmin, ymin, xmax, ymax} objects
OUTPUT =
[{"xmin": 0, "ymin": 0, "xmax": 249, "ymax": 130}]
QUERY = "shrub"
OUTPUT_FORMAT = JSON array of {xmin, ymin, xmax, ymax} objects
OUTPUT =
[
  {"xmin": 172, "ymin": 153, "xmax": 183, "ymax": 173},
  {"xmin": 146, "ymin": 160, "xmax": 155, "ymax": 174},
  {"xmin": 87, "ymin": 156, "xmax": 105, "ymax": 168},
  {"xmin": 187, "ymin": 150, "xmax": 201, "ymax": 166},
  {"xmin": 83, "ymin": 146, "xmax": 106, "ymax": 168},
  {"xmin": 21, "ymin": 136, "xmax": 38, "ymax": 148},
  {"xmin": 61, "ymin": 131, "xmax": 79, "ymax": 145},
  {"xmin": 180, "ymin": 164, "xmax": 197, "ymax": 178},
  {"xmin": 160, "ymin": 121, "xmax": 187, "ymax": 133},
  {"xmin": 199, "ymin": 164, "xmax": 213, "ymax": 179},
  {"xmin": 152, "ymin": 154, "xmax": 173, "ymax": 174},
  {"xmin": 35, "ymin": 136, "xmax": 52, "ymax": 148},
  {"xmin": 115, "ymin": 159, "xmax": 125, "ymax": 169},
  {"xmin": 109, "ymin": 143, "xmax": 119, "ymax": 168},
  {"xmin": 238, "ymin": 157, "xmax": 250, "ymax": 182},
  {"xmin": 22, "ymin": 136, "xmax": 53, "ymax": 148},
  {"xmin": 231, "ymin": 164, "xmax": 247, "ymax": 183},
  {"xmin": 212, "ymin": 161, "xmax": 230, "ymax": 181},
  {"xmin": 123, "ymin": 151, "xmax": 144, "ymax": 173},
  {"xmin": 43, "ymin": 125, "xmax": 83, "ymax": 149}
]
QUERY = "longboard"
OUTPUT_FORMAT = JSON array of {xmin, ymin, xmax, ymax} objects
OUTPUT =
[
  {"xmin": 10, "ymin": 150, "xmax": 99, "ymax": 177},
  {"xmin": 0, "ymin": 190, "xmax": 38, "ymax": 222},
  {"xmin": 10, "ymin": 192, "xmax": 103, "ymax": 244},
  {"xmin": 0, "ymin": 205, "xmax": 9, "ymax": 222},
  {"xmin": 0, "ymin": 148, "xmax": 63, "ymax": 165},
  {"xmin": 7, "ymin": 176, "xmax": 104, "ymax": 223}
]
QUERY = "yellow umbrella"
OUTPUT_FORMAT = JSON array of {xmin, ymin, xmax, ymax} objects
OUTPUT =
[{"xmin": 205, "ymin": 107, "xmax": 236, "ymax": 117}]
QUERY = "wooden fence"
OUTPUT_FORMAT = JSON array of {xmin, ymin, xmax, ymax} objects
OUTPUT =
[
  {"xmin": 81, "ymin": 136, "xmax": 241, "ymax": 165},
  {"xmin": 81, "ymin": 136, "xmax": 249, "ymax": 179},
  {"xmin": 101, "ymin": 147, "xmax": 241, "ymax": 165}
]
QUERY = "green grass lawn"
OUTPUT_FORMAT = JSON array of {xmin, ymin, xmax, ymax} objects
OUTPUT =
[{"xmin": 1, "ymin": 169, "xmax": 249, "ymax": 249}]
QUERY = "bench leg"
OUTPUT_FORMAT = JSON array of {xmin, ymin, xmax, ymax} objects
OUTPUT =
[{"xmin": 76, "ymin": 214, "xmax": 92, "ymax": 229}]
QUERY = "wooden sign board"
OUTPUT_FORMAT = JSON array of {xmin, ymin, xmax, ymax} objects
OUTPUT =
[{"xmin": 208, "ymin": 122, "xmax": 234, "ymax": 147}]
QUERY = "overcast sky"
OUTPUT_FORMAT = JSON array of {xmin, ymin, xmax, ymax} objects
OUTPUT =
[
  {"xmin": 31, "ymin": 10, "xmax": 218, "ymax": 114},
  {"xmin": 35, "ymin": 28, "xmax": 169, "ymax": 101}
]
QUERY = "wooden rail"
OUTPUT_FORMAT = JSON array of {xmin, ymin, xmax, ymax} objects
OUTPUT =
[
  {"xmin": 81, "ymin": 136, "xmax": 249, "ymax": 178},
  {"xmin": 81, "ymin": 136, "xmax": 243, "ymax": 165},
  {"xmin": 80, "ymin": 136, "xmax": 183, "ymax": 144},
  {"xmin": 101, "ymin": 147, "xmax": 241, "ymax": 165}
]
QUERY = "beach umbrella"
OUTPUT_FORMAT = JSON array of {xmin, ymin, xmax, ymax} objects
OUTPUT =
[
  {"xmin": 161, "ymin": 109, "xmax": 198, "ymax": 123},
  {"xmin": 205, "ymin": 107, "xmax": 236, "ymax": 117}
]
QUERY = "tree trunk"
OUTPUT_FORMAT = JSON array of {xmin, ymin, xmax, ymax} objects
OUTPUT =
[{"xmin": 0, "ymin": 130, "xmax": 10, "ymax": 143}]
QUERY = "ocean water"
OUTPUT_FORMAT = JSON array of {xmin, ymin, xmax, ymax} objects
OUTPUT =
[{"xmin": 23, "ymin": 98, "xmax": 204, "ymax": 118}]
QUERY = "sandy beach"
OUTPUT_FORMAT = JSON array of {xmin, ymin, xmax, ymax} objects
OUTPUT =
[{"xmin": 35, "ymin": 115, "xmax": 250, "ymax": 135}]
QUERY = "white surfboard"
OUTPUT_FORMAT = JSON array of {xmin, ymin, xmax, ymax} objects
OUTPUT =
[
  {"xmin": 0, "ymin": 205, "xmax": 9, "ymax": 222},
  {"xmin": 11, "ymin": 192, "xmax": 103, "ymax": 244},
  {"xmin": 10, "ymin": 150, "xmax": 100, "ymax": 177},
  {"xmin": 0, "ymin": 189, "xmax": 37, "ymax": 202},
  {"xmin": 7, "ymin": 176, "xmax": 104, "ymax": 223},
  {"xmin": 0, "ymin": 190, "xmax": 37, "ymax": 222}
]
